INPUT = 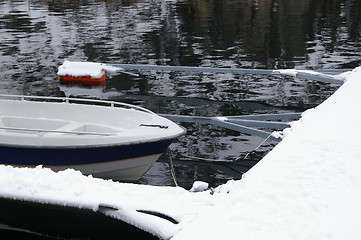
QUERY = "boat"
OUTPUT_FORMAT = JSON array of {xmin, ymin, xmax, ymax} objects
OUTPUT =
[{"xmin": 0, "ymin": 94, "xmax": 185, "ymax": 180}]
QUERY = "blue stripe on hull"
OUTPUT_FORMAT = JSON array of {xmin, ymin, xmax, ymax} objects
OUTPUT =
[{"xmin": 0, "ymin": 139, "xmax": 173, "ymax": 166}]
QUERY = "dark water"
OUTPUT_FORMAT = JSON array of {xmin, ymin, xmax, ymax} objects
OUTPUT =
[{"xmin": 1, "ymin": 0, "xmax": 361, "ymax": 187}]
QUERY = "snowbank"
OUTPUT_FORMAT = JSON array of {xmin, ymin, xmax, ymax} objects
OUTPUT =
[{"xmin": 1, "ymin": 67, "xmax": 361, "ymax": 239}]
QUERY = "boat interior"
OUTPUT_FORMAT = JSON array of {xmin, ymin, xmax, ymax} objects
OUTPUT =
[{"xmin": 0, "ymin": 116, "xmax": 117, "ymax": 136}]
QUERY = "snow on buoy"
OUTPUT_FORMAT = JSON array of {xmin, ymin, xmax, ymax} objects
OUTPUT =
[{"xmin": 57, "ymin": 60, "xmax": 121, "ymax": 87}]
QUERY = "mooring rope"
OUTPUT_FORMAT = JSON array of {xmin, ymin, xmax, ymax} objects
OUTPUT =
[
  {"xmin": 167, "ymin": 132, "xmax": 275, "ymax": 186},
  {"xmin": 167, "ymin": 149, "xmax": 179, "ymax": 187},
  {"xmin": 170, "ymin": 151, "xmax": 235, "ymax": 162},
  {"xmin": 234, "ymin": 132, "xmax": 274, "ymax": 161}
]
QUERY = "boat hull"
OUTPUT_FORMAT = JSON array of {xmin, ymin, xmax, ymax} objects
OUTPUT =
[
  {"xmin": 0, "ymin": 94, "xmax": 186, "ymax": 180},
  {"xmin": 0, "ymin": 139, "xmax": 173, "ymax": 181}
]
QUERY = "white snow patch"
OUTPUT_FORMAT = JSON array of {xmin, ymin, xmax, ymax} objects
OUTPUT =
[
  {"xmin": 190, "ymin": 181, "xmax": 209, "ymax": 192},
  {"xmin": 57, "ymin": 60, "xmax": 122, "ymax": 78},
  {"xmin": 274, "ymin": 69, "xmax": 351, "ymax": 82},
  {"xmin": 215, "ymin": 116, "xmax": 228, "ymax": 121}
]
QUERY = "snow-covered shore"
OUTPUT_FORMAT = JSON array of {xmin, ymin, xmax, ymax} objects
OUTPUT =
[{"xmin": 1, "ymin": 67, "xmax": 360, "ymax": 239}]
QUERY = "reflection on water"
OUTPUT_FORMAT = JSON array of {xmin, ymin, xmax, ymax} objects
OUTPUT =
[{"xmin": 0, "ymin": 0, "xmax": 360, "ymax": 188}]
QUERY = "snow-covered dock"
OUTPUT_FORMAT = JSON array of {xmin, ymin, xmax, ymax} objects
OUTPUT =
[{"xmin": 1, "ymin": 67, "xmax": 361, "ymax": 239}]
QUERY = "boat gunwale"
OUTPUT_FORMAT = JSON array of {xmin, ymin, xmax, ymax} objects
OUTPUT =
[
  {"xmin": 0, "ymin": 93, "xmax": 156, "ymax": 115},
  {"xmin": 0, "ymin": 132, "xmax": 185, "ymax": 149}
]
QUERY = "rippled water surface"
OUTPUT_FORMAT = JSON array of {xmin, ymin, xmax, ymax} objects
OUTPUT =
[{"xmin": 1, "ymin": 0, "xmax": 361, "ymax": 189}]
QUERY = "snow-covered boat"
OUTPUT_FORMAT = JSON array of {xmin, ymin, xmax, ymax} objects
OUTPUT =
[{"xmin": 0, "ymin": 94, "xmax": 185, "ymax": 180}]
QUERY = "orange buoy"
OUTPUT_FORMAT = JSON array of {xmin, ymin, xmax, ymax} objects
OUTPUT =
[{"xmin": 58, "ymin": 70, "xmax": 106, "ymax": 87}]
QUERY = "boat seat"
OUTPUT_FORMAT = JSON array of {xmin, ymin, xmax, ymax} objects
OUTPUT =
[
  {"xmin": 0, "ymin": 116, "xmax": 118, "ymax": 136},
  {"xmin": 55, "ymin": 122, "xmax": 84, "ymax": 132},
  {"xmin": 57, "ymin": 122, "xmax": 119, "ymax": 135},
  {"xmin": 0, "ymin": 116, "xmax": 70, "ymax": 130}
]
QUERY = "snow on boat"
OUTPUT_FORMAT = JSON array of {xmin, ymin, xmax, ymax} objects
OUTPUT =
[{"xmin": 0, "ymin": 94, "xmax": 185, "ymax": 180}]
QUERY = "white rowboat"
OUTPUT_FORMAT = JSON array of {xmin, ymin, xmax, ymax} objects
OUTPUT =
[{"xmin": 0, "ymin": 94, "xmax": 185, "ymax": 180}]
